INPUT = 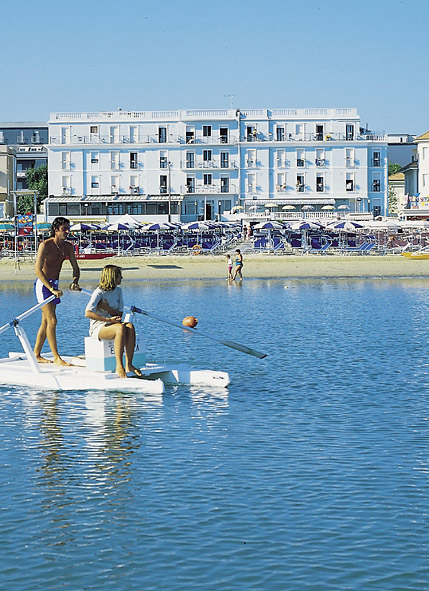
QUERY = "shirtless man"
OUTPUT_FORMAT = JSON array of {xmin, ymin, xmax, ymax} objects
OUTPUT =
[{"xmin": 34, "ymin": 217, "xmax": 81, "ymax": 365}]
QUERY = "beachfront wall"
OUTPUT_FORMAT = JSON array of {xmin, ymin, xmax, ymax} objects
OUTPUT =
[{"xmin": 45, "ymin": 108, "xmax": 388, "ymax": 222}]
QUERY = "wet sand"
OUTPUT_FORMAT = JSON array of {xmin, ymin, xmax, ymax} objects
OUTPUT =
[{"xmin": 2, "ymin": 254, "xmax": 429, "ymax": 282}]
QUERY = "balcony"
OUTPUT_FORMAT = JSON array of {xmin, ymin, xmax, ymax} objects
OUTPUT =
[
  {"xmin": 297, "ymin": 159, "xmax": 305, "ymax": 167},
  {"xmin": 316, "ymin": 158, "xmax": 326, "ymax": 167}
]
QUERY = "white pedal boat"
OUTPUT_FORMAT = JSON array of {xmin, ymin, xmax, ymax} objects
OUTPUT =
[
  {"xmin": 0, "ymin": 352, "xmax": 230, "ymax": 393},
  {"xmin": 0, "ymin": 295, "xmax": 230, "ymax": 394}
]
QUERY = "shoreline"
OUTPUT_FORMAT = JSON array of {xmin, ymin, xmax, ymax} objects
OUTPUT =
[{"xmin": 2, "ymin": 254, "xmax": 429, "ymax": 282}]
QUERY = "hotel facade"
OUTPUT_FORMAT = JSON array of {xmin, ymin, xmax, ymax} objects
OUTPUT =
[{"xmin": 45, "ymin": 108, "xmax": 388, "ymax": 222}]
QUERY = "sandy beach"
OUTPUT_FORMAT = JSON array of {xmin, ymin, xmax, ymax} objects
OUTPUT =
[{"xmin": 2, "ymin": 254, "xmax": 429, "ymax": 282}]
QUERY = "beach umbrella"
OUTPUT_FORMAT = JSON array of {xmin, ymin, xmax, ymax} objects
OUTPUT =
[
  {"xmin": 290, "ymin": 220, "xmax": 322, "ymax": 231},
  {"xmin": 70, "ymin": 222, "xmax": 95, "ymax": 232},
  {"xmin": 329, "ymin": 220, "xmax": 363, "ymax": 231},
  {"xmin": 337, "ymin": 204, "xmax": 350, "ymax": 211},
  {"xmin": 282, "ymin": 205, "xmax": 296, "ymax": 210},
  {"xmin": 183, "ymin": 221, "xmax": 211, "ymax": 231},
  {"xmin": 141, "ymin": 223, "xmax": 171, "ymax": 231},
  {"xmin": 301, "ymin": 205, "xmax": 314, "ymax": 211},
  {"xmin": 36, "ymin": 222, "xmax": 52, "ymax": 231},
  {"xmin": 321, "ymin": 205, "xmax": 335, "ymax": 210},
  {"xmin": 0, "ymin": 223, "xmax": 15, "ymax": 231},
  {"xmin": 264, "ymin": 203, "xmax": 278, "ymax": 208},
  {"xmin": 253, "ymin": 221, "xmax": 284, "ymax": 230},
  {"xmin": 106, "ymin": 221, "xmax": 130, "ymax": 231},
  {"xmin": 117, "ymin": 213, "xmax": 142, "ymax": 228}
]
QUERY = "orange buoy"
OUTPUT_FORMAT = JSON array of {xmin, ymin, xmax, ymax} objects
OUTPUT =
[{"xmin": 182, "ymin": 316, "xmax": 198, "ymax": 328}]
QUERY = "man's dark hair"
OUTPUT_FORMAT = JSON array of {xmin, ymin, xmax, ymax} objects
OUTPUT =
[{"xmin": 50, "ymin": 217, "xmax": 70, "ymax": 237}]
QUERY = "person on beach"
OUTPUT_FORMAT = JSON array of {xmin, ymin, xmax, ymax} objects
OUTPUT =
[
  {"xmin": 232, "ymin": 249, "xmax": 243, "ymax": 281},
  {"xmin": 85, "ymin": 265, "xmax": 142, "ymax": 379},
  {"xmin": 34, "ymin": 217, "xmax": 81, "ymax": 365},
  {"xmin": 226, "ymin": 253, "xmax": 233, "ymax": 280}
]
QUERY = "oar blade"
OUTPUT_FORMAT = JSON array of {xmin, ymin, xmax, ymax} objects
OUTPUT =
[{"xmin": 221, "ymin": 340, "xmax": 267, "ymax": 359}]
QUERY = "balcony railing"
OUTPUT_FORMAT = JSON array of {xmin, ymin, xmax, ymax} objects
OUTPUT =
[
  {"xmin": 49, "ymin": 130, "xmax": 386, "ymax": 146},
  {"xmin": 50, "ymin": 134, "xmax": 239, "ymax": 145}
]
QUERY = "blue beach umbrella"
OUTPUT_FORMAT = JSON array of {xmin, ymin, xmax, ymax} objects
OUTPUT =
[{"xmin": 329, "ymin": 220, "xmax": 363, "ymax": 231}]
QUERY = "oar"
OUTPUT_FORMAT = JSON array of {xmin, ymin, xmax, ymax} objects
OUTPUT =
[
  {"xmin": 0, "ymin": 294, "xmax": 56, "ymax": 336},
  {"xmin": 80, "ymin": 289, "xmax": 267, "ymax": 359}
]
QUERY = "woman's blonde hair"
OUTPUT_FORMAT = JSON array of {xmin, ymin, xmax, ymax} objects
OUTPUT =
[{"xmin": 99, "ymin": 265, "xmax": 122, "ymax": 291}]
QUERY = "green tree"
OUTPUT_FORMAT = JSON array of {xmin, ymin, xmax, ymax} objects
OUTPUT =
[
  {"xmin": 388, "ymin": 162, "xmax": 402, "ymax": 176},
  {"xmin": 20, "ymin": 164, "xmax": 48, "ymax": 214}
]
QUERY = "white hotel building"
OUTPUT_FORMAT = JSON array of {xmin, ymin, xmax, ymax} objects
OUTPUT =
[{"xmin": 45, "ymin": 108, "xmax": 388, "ymax": 222}]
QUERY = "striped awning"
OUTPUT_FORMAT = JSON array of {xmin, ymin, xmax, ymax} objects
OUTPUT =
[
  {"xmin": 245, "ymin": 198, "xmax": 336, "ymax": 206},
  {"xmin": 44, "ymin": 194, "xmax": 184, "ymax": 203}
]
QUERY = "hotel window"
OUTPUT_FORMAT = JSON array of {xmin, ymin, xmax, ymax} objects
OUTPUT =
[
  {"xmin": 247, "ymin": 149, "xmax": 256, "ymax": 167},
  {"xmin": 203, "ymin": 125, "xmax": 212, "ymax": 137},
  {"xmin": 159, "ymin": 152, "xmax": 167, "ymax": 169},
  {"xmin": 186, "ymin": 176, "xmax": 195, "ymax": 193},
  {"xmin": 90, "ymin": 152, "xmax": 99, "ymax": 165},
  {"xmin": 316, "ymin": 175, "xmax": 324, "ymax": 192},
  {"xmin": 130, "ymin": 176, "xmax": 139, "ymax": 193},
  {"xmin": 346, "ymin": 173, "xmax": 354, "ymax": 191},
  {"xmin": 296, "ymin": 175, "xmax": 305, "ymax": 192},
  {"xmin": 203, "ymin": 173, "xmax": 212, "ymax": 185},
  {"xmin": 296, "ymin": 149, "xmax": 305, "ymax": 167},
  {"xmin": 186, "ymin": 127, "xmax": 195, "ymax": 144},
  {"xmin": 91, "ymin": 176, "xmax": 99, "ymax": 189},
  {"xmin": 315, "ymin": 125, "xmax": 324, "ymax": 141},
  {"xmin": 130, "ymin": 152, "xmax": 138, "ymax": 169},
  {"xmin": 61, "ymin": 152, "xmax": 71, "ymax": 170},
  {"xmin": 159, "ymin": 127, "xmax": 167, "ymax": 143},
  {"xmin": 110, "ymin": 151, "xmax": 120, "ymax": 170},
  {"xmin": 276, "ymin": 149, "xmax": 286, "ymax": 168},
  {"xmin": 129, "ymin": 126, "xmax": 137, "ymax": 143},
  {"xmin": 316, "ymin": 148, "xmax": 325, "ymax": 166},
  {"xmin": 372, "ymin": 151, "xmax": 381, "ymax": 167},
  {"xmin": 160, "ymin": 175, "xmax": 167, "ymax": 193},
  {"xmin": 90, "ymin": 125, "xmax": 98, "ymax": 135},
  {"xmin": 372, "ymin": 175, "xmax": 381, "ymax": 192},
  {"xmin": 276, "ymin": 173, "xmax": 287, "ymax": 192},
  {"xmin": 186, "ymin": 152, "xmax": 195, "ymax": 168},
  {"xmin": 346, "ymin": 124, "xmax": 354, "ymax": 140},
  {"xmin": 220, "ymin": 151, "xmax": 229, "ymax": 168},
  {"xmin": 110, "ymin": 126, "xmax": 119, "ymax": 144},
  {"xmin": 203, "ymin": 149, "xmax": 212, "ymax": 162},
  {"xmin": 296, "ymin": 123, "xmax": 305, "ymax": 139},
  {"xmin": 247, "ymin": 173, "xmax": 256, "ymax": 193},
  {"xmin": 61, "ymin": 176, "xmax": 71, "ymax": 193},
  {"xmin": 345, "ymin": 148, "xmax": 354, "ymax": 167},
  {"xmin": 111, "ymin": 176, "xmax": 119, "ymax": 193},
  {"xmin": 220, "ymin": 127, "xmax": 228, "ymax": 143},
  {"xmin": 61, "ymin": 127, "xmax": 70, "ymax": 144},
  {"xmin": 221, "ymin": 176, "xmax": 230, "ymax": 193},
  {"xmin": 276, "ymin": 126, "xmax": 285, "ymax": 141}
]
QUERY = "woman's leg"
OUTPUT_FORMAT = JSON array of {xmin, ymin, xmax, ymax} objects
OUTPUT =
[
  {"xmin": 123, "ymin": 323, "xmax": 142, "ymax": 376},
  {"xmin": 98, "ymin": 323, "xmax": 127, "ymax": 378}
]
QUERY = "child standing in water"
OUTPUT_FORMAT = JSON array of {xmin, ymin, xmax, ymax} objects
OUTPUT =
[
  {"xmin": 232, "ymin": 249, "xmax": 243, "ymax": 281},
  {"xmin": 226, "ymin": 253, "xmax": 233, "ymax": 280}
]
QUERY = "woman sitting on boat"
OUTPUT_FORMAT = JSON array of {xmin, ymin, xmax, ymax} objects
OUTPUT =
[{"xmin": 85, "ymin": 264, "xmax": 142, "ymax": 378}]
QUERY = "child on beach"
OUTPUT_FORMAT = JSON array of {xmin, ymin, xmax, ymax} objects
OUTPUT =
[
  {"xmin": 232, "ymin": 249, "xmax": 243, "ymax": 281},
  {"xmin": 226, "ymin": 254, "xmax": 233, "ymax": 280},
  {"xmin": 85, "ymin": 264, "xmax": 142, "ymax": 379}
]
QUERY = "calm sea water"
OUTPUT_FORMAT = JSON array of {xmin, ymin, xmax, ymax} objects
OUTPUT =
[{"xmin": 1, "ymin": 275, "xmax": 429, "ymax": 590}]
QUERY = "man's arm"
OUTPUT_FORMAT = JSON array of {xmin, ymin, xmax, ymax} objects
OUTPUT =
[{"xmin": 66, "ymin": 242, "xmax": 81, "ymax": 290}]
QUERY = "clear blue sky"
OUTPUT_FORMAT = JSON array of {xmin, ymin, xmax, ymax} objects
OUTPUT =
[{"xmin": 1, "ymin": 0, "xmax": 424, "ymax": 134}]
